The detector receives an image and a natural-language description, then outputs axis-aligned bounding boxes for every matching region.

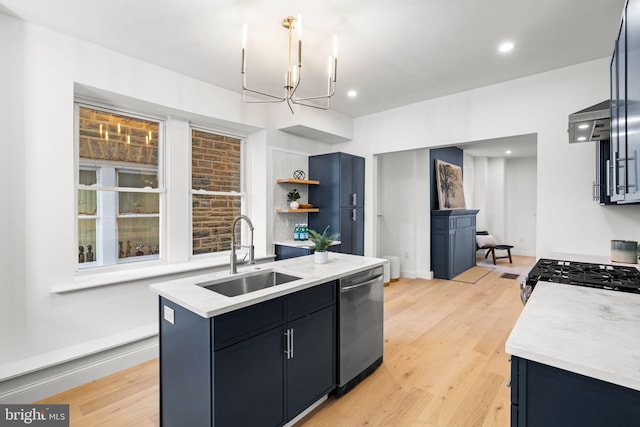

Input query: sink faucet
[230,215,255,274]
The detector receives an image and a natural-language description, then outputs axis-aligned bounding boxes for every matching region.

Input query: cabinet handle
[290,328,294,359]
[352,193,357,206]
[284,330,291,359]
[352,209,356,221]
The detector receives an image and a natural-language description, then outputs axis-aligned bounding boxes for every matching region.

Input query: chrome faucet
[230,215,255,274]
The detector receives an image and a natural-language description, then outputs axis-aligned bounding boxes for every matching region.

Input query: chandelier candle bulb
[333,57,337,82]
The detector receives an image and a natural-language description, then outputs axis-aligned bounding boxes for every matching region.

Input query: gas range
[520,258,640,304]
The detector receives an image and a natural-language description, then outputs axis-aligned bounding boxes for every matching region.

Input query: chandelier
[241,16,338,114]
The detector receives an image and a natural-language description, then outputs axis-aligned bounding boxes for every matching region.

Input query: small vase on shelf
[289,201,300,209]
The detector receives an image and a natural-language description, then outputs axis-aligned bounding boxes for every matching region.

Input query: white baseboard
[417,270,433,280]
[399,269,416,279]
[0,336,158,404]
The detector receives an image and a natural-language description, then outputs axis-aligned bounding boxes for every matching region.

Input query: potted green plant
[287,188,301,209]
[308,226,340,264]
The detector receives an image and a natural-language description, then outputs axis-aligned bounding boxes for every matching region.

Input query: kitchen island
[151,253,386,427]
[506,281,640,426]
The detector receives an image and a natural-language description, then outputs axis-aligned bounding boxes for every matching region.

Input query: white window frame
[189,125,247,259]
[74,102,166,272]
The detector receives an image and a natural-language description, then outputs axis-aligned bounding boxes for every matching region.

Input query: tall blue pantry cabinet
[309,153,365,255]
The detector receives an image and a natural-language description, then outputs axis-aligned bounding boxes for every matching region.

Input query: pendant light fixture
[241,15,338,114]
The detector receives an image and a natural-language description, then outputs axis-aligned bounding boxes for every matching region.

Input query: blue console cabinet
[431,209,479,279]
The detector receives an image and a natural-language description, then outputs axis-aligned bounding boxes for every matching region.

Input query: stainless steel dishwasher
[335,265,384,397]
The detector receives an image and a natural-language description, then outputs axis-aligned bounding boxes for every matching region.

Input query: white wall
[505,157,537,256]
[346,57,640,265]
[473,157,489,231]
[486,157,506,242]
[377,149,430,278]
[469,155,537,256]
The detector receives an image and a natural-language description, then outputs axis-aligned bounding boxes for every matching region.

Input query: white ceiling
[0,0,625,119]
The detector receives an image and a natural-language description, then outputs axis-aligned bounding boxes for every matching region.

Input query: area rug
[452,266,493,284]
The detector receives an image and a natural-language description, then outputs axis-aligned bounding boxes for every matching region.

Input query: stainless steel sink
[200,270,302,297]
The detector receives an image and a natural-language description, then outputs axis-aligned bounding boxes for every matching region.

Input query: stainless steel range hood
[568,100,610,143]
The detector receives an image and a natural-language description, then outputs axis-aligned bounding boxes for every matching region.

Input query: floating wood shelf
[276,208,320,213]
[276,178,320,185]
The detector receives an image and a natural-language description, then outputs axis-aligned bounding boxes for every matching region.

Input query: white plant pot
[289,201,299,209]
[314,251,328,264]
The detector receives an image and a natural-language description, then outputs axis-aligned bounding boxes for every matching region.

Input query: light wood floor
[37,255,534,427]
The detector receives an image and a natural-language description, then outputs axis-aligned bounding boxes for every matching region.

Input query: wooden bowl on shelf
[298,203,313,209]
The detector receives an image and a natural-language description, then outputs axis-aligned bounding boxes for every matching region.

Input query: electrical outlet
[164,305,175,324]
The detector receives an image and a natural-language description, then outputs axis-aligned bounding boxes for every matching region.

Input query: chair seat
[483,245,513,264]
[494,244,513,250]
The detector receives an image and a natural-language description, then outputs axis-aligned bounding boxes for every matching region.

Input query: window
[76,105,163,268]
[191,129,243,255]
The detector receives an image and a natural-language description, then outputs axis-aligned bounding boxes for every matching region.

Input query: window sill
[54,254,276,293]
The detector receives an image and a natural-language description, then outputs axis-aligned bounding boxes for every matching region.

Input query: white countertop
[150,253,386,318]
[506,281,640,391]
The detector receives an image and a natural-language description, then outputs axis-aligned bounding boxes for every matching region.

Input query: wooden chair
[476,231,513,264]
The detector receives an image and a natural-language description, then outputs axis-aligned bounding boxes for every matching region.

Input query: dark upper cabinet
[626,0,640,202]
[610,0,640,203]
[309,153,365,255]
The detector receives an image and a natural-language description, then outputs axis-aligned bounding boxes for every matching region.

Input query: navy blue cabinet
[274,244,313,260]
[610,0,640,203]
[159,281,336,426]
[431,209,478,279]
[510,356,640,426]
[309,153,365,255]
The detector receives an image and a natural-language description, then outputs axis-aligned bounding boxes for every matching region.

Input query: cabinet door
[339,207,364,255]
[286,307,336,420]
[612,13,628,202]
[352,155,365,207]
[626,0,640,201]
[214,327,285,427]
[339,153,365,207]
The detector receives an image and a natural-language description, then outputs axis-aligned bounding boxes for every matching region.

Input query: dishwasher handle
[341,276,382,293]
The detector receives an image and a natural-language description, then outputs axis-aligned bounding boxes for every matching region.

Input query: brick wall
[192,130,242,254]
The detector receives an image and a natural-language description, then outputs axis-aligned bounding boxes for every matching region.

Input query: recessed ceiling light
[347,90,357,98]
[505,150,512,155]
[577,136,587,141]
[498,41,514,54]
[578,124,589,129]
